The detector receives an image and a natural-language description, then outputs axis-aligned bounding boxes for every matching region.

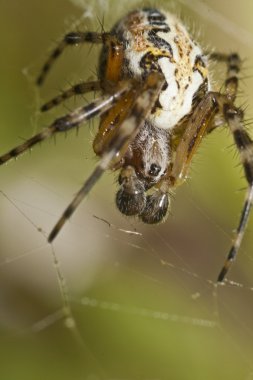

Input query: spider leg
[168,90,253,282]
[209,52,241,101]
[93,90,137,156]
[207,52,241,132]
[218,187,253,282]
[207,52,241,134]
[217,104,253,282]
[36,32,121,86]
[41,80,101,112]
[203,53,253,280]
[169,92,219,186]
[48,72,165,242]
[0,84,130,165]
[171,53,241,183]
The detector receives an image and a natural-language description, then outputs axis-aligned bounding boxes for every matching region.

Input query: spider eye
[148,163,161,177]
[140,191,169,224]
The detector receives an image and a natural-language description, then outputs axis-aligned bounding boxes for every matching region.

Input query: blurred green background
[1,1,253,379]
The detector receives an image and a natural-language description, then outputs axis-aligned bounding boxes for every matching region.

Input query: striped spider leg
[0,70,164,241]
[48,72,165,242]
[0,29,127,165]
[37,30,124,113]
[36,31,123,86]
[40,81,101,112]
[0,83,131,165]
[167,52,253,282]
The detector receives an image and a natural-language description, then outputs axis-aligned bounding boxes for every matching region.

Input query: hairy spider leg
[93,91,137,156]
[169,92,219,187]
[209,52,241,101]
[207,53,253,281]
[0,85,130,165]
[41,81,101,112]
[218,103,253,281]
[93,27,129,155]
[37,23,127,154]
[48,72,165,242]
[39,28,124,110]
[166,49,253,281]
[169,91,253,282]
[36,31,122,86]
[206,52,241,134]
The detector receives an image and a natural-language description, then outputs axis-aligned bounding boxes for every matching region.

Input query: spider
[0,8,252,283]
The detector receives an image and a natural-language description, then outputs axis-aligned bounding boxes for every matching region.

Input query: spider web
[1,1,253,379]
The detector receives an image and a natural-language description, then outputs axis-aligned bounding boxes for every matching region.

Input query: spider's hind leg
[36,31,121,86]
[41,80,101,112]
[0,85,130,165]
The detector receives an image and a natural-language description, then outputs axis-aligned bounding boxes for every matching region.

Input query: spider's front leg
[0,84,130,165]
[48,72,165,242]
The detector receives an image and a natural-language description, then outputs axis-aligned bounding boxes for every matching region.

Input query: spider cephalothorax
[1,8,252,282]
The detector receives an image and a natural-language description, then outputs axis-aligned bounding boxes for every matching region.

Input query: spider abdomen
[113,8,211,130]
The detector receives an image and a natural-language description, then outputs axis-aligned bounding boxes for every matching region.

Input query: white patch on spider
[117,9,211,131]
[156,59,204,129]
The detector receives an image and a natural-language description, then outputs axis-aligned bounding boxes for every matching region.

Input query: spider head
[125,122,169,188]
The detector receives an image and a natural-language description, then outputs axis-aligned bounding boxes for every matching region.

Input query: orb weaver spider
[1,8,252,282]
